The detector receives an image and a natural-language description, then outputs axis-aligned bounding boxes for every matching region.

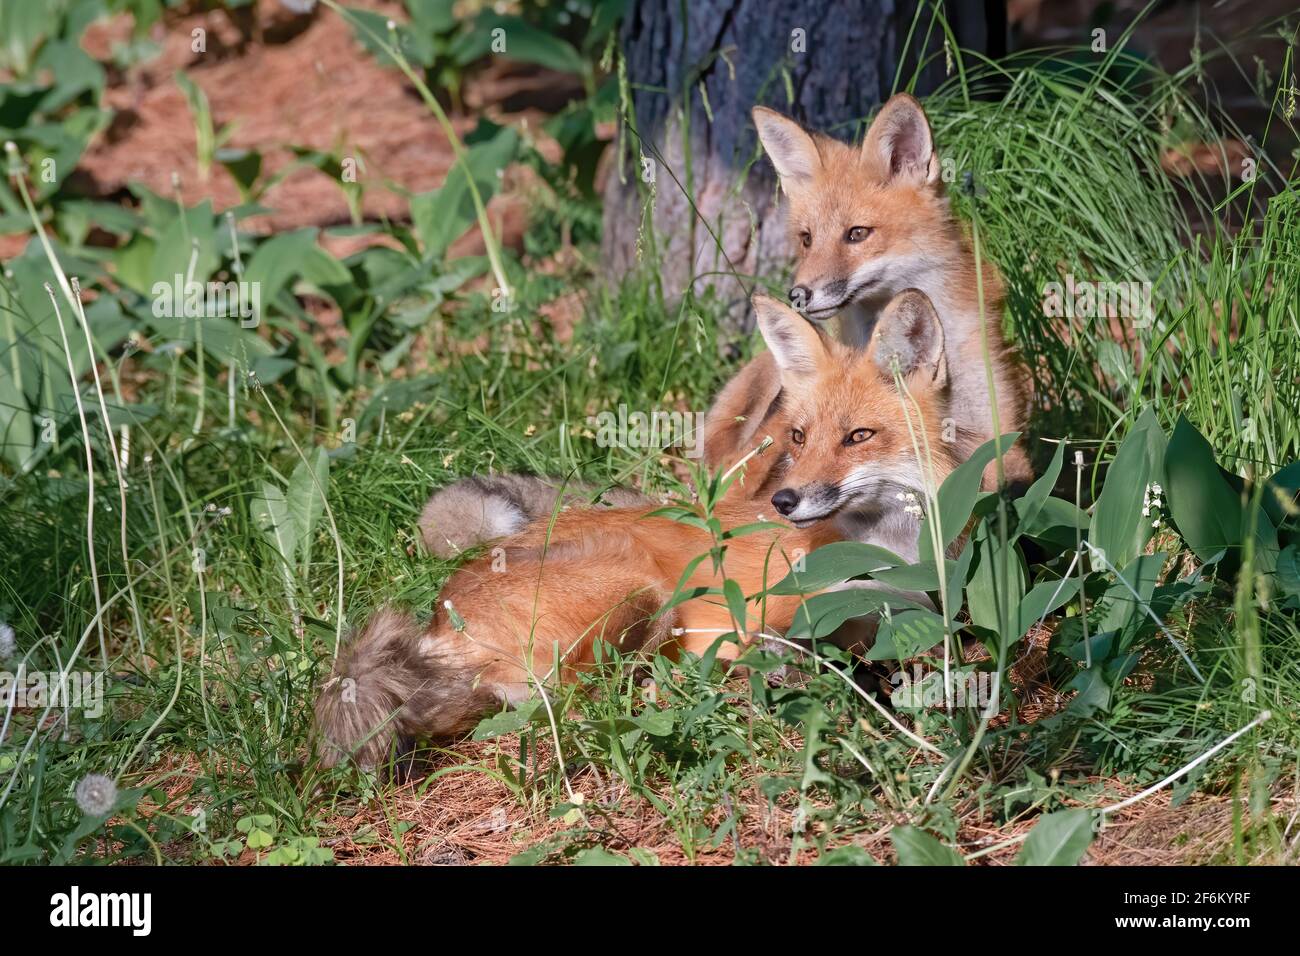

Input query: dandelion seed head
[0,622,14,659]
[75,773,117,817]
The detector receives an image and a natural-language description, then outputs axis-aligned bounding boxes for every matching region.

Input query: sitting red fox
[706,95,1031,485]
[417,95,1030,562]
[315,290,959,768]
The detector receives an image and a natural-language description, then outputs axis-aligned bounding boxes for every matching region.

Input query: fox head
[751,289,957,528]
[752,95,961,320]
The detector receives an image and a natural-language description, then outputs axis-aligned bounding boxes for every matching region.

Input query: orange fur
[709,95,1033,491]
[314,291,959,767]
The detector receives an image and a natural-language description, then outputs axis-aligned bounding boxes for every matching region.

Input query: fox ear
[867,289,947,387]
[753,293,826,381]
[861,94,940,186]
[752,107,821,188]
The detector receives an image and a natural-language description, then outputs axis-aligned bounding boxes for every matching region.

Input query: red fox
[316,290,959,768]
[707,94,1031,487]
[418,95,1031,562]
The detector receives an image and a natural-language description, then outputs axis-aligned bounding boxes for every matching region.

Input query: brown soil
[308,739,1289,867]
[62,0,587,254]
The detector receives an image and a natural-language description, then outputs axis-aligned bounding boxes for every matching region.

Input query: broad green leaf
[723,577,747,633]
[871,558,955,593]
[1015,576,1081,638]
[410,128,518,259]
[1019,496,1090,543]
[287,447,329,573]
[0,0,58,74]
[1096,552,1168,636]
[630,709,675,736]
[112,233,158,295]
[1015,809,1094,866]
[145,308,275,363]
[966,518,1026,637]
[1262,461,1300,531]
[1089,408,1162,570]
[1014,438,1065,532]
[942,539,975,631]
[786,588,927,641]
[244,229,351,305]
[472,699,543,739]
[251,481,297,569]
[149,199,218,290]
[890,826,964,866]
[1064,662,1112,717]
[216,147,263,201]
[1276,544,1300,597]
[920,432,1021,550]
[453,15,586,74]
[407,0,457,33]
[1164,415,1245,564]
[573,847,632,866]
[768,540,903,595]
[816,845,878,866]
[865,608,947,660]
[343,7,405,66]
[32,39,105,113]
[0,364,35,472]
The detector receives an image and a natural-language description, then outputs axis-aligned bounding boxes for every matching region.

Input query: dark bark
[602,0,1000,332]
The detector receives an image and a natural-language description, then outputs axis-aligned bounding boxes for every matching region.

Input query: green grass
[1,5,1299,865]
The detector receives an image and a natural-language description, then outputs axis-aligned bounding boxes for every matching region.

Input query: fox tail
[418,474,644,558]
[313,608,496,769]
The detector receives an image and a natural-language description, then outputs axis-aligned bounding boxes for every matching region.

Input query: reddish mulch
[15,0,593,257]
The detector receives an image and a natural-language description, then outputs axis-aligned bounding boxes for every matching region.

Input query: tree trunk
[602,0,1001,333]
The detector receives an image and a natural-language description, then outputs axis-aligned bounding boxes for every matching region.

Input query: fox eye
[799,231,812,248]
[844,428,874,445]
[792,428,805,445]
[845,226,873,243]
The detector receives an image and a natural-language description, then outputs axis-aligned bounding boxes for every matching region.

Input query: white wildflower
[0,621,14,659]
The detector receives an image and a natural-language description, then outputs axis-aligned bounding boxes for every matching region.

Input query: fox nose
[788,286,811,311]
[771,488,800,516]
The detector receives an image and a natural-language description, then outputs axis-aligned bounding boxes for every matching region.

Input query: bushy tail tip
[313,608,495,770]
[418,478,531,559]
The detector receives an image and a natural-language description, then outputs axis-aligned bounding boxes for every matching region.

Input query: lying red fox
[315,290,960,768]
